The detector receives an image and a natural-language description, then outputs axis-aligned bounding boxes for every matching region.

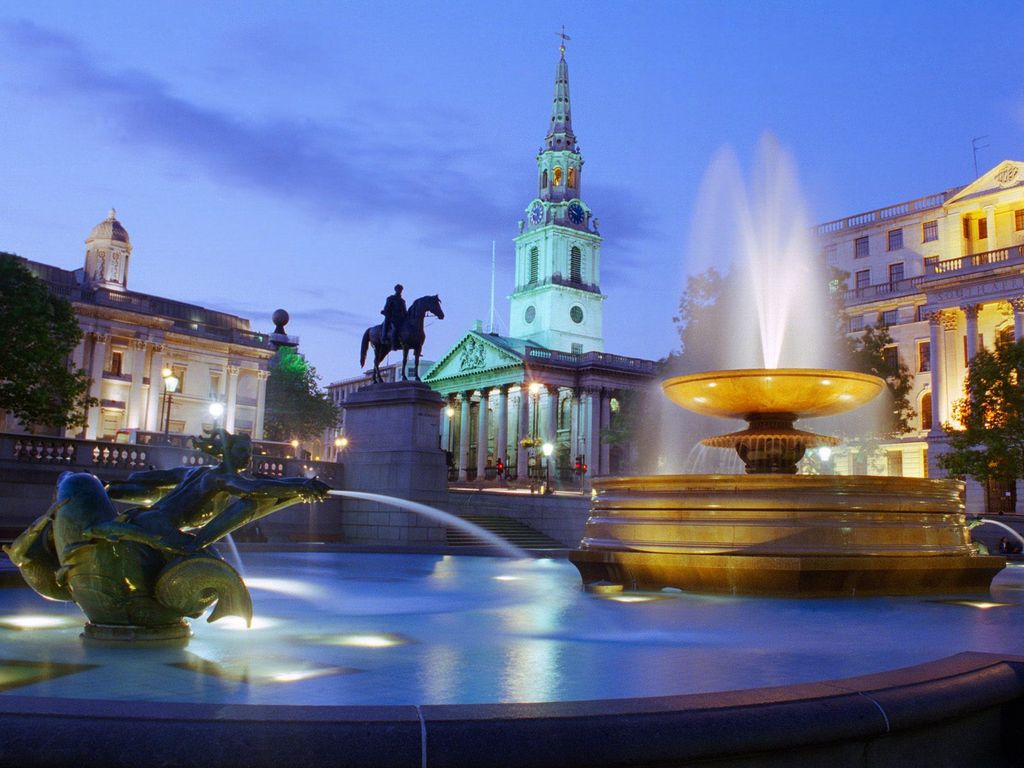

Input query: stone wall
[441,489,590,547]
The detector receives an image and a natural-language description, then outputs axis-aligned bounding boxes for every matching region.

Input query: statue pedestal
[339,382,448,545]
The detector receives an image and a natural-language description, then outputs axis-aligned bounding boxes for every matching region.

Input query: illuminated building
[821,160,1024,513]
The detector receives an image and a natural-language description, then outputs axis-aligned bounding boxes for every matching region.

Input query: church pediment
[945,160,1024,206]
[424,332,524,383]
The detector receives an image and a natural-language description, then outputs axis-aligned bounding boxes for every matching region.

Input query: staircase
[446,515,566,550]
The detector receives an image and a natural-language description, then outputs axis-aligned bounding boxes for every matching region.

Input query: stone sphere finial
[272,308,289,335]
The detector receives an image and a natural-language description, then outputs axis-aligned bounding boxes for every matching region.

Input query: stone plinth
[339,382,448,544]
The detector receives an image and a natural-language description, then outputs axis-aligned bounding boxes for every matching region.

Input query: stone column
[516,389,530,481]
[1010,297,1024,342]
[85,332,108,440]
[962,304,979,365]
[569,389,581,463]
[253,370,270,440]
[224,365,240,433]
[126,339,148,429]
[586,388,602,477]
[458,391,472,482]
[545,386,559,448]
[601,390,613,473]
[927,311,946,433]
[495,386,509,466]
[65,340,88,437]
[145,344,164,431]
[475,388,490,481]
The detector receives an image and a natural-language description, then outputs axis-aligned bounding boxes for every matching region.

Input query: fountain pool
[3,550,1024,707]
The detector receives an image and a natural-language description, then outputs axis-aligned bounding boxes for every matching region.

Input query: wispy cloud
[0,19,510,243]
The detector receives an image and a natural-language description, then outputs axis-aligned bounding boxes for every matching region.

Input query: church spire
[545,28,576,152]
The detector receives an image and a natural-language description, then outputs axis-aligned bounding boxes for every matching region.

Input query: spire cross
[557,26,570,54]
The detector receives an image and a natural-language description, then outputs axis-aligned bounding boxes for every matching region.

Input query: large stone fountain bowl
[662,368,885,419]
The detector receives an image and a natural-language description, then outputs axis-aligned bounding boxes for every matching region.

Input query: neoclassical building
[10,210,279,441]
[423,43,655,483]
[822,160,1024,513]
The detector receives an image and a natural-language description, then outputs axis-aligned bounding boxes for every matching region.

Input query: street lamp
[528,382,542,486]
[290,438,299,459]
[209,401,224,432]
[334,435,348,461]
[542,441,554,494]
[162,368,179,439]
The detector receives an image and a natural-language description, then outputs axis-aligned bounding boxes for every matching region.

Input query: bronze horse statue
[360,294,444,383]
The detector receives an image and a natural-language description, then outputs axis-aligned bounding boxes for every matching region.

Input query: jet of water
[326,490,531,560]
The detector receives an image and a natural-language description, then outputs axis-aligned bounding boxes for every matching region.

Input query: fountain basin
[570,474,1005,595]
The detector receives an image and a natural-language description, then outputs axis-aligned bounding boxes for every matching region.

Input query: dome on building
[86,208,130,245]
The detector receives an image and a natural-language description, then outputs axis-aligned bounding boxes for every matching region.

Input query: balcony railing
[816,188,961,236]
[524,346,656,374]
[840,275,927,304]
[924,245,1024,278]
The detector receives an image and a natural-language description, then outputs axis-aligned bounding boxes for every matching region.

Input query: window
[854,236,870,258]
[918,341,931,372]
[886,450,904,477]
[542,169,548,188]
[108,349,124,376]
[1016,209,1024,231]
[882,344,899,370]
[923,255,938,273]
[528,247,539,285]
[922,220,938,242]
[849,316,864,332]
[824,244,837,263]
[571,343,583,354]
[920,392,932,431]
[855,269,871,289]
[553,166,563,186]
[881,309,899,326]
[567,167,576,188]
[999,326,1015,346]
[170,365,187,393]
[962,218,971,239]
[570,246,582,283]
[887,228,903,251]
[978,217,988,240]
[210,372,222,400]
[888,262,904,284]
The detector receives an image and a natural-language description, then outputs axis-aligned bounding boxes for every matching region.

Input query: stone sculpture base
[82,621,191,644]
[570,474,1006,596]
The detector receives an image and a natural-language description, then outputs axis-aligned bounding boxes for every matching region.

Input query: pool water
[2,552,1023,706]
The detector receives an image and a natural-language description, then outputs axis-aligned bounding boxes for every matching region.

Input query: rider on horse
[381,284,407,349]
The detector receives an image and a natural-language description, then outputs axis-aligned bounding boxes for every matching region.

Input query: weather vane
[557,26,570,54]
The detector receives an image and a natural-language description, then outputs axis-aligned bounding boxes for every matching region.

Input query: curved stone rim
[0,652,1021,767]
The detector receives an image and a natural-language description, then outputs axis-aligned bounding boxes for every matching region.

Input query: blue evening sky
[1,1,1022,382]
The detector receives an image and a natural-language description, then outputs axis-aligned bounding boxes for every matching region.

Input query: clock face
[525,306,536,324]
[530,202,544,225]
[567,202,584,225]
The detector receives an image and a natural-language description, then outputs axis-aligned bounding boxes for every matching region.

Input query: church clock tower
[510,40,604,353]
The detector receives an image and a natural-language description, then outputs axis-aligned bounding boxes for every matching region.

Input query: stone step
[446,515,565,549]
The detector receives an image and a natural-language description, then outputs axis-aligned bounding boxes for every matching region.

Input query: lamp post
[528,382,542,488]
[542,441,554,494]
[334,435,348,462]
[290,438,299,460]
[208,401,224,433]
[162,368,179,440]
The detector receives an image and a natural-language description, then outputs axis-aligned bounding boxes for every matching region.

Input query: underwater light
[211,616,276,631]
[0,615,80,631]
[331,633,408,648]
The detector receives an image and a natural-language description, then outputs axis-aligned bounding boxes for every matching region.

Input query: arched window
[553,166,563,186]
[920,392,932,431]
[528,247,539,285]
[570,246,583,283]
[568,167,576,188]
[559,396,571,430]
[542,169,548,188]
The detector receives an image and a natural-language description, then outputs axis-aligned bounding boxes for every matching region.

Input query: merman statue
[2,430,330,642]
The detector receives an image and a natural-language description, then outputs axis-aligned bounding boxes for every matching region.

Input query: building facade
[423,43,655,484]
[821,160,1024,513]
[10,210,280,442]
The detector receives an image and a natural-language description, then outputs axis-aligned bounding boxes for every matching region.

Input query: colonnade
[925,297,1024,433]
[440,382,617,483]
[77,331,268,440]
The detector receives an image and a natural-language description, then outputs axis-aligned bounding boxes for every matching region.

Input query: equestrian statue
[360,292,444,383]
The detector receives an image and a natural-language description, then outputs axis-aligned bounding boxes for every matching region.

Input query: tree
[0,253,95,430]
[938,340,1024,483]
[262,346,339,442]
[849,323,916,436]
